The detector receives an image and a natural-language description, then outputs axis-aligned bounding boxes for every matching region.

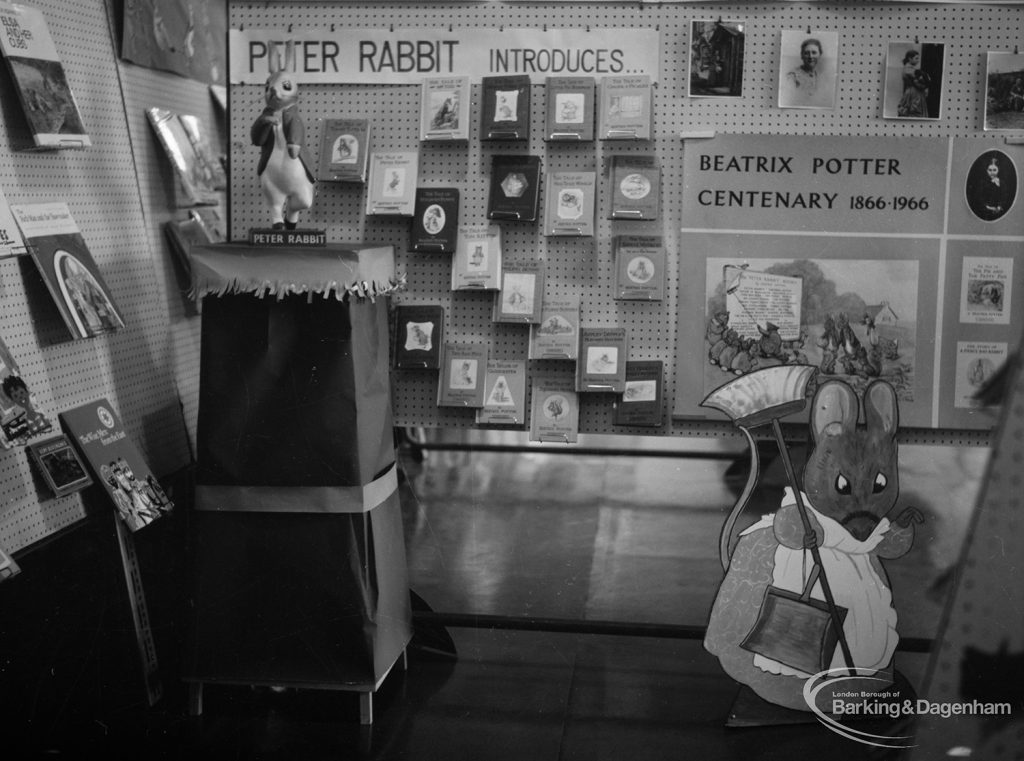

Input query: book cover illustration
[420,76,469,141]
[598,75,653,140]
[0,2,90,149]
[530,294,580,360]
[610,155,660,220]
[0,334,53,448]
[493,259,545,324]
[530,375,579,443]
[452,225,502,291]
[164,208,222,277]
[481,74,531,140]
[395,304,444,369]
[488,155,541,222]
[318,117,371,182]
[366,151,419,215]
[411,187,459,253]
[613,360,664,427]
[27,433,92,497]
[475,359,527,425]
[545,76,595,141]
[146,107,219,206]
[178,113,227,189]
[0,182,26,258]
[59,399,174,533]
[577,327,628,392]
[437,343,488,408]
[544,171,596,237]
[614,236,666,301]
[12,202,126,340]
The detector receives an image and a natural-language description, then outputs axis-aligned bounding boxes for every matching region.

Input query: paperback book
[609,155,660,220]
[394,304,444,369]
[146,107,219,206]
[475,359,527,425]
[164,209,220,276]
[59,398,174,533]
[452,225,502,291]
[577,327,628,393]
[411,187,459,253]
[487,155,541,222]
[27,433,93,497]
[318,117,371,182]
[481,74,531,141]
[530,294,580,360]
[597,75,653,140]
[0,334,53,448]
[437,343,488,408]
[614,236,665,301]
[0,1,90,149]
[613,360,664,427]
[11,202,126,340]
[529,375,579,443]
[420,76,470,141]
[178,113,227,190]
[493,259,545,324]
[545,76,595,141]
[544,171,596,237]
[0,182,26,258]
[366,151,419,215]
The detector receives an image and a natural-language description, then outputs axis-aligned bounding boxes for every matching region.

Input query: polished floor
[20,430,990,760]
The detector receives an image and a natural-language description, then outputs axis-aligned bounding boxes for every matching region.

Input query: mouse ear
[810,379,859,442]
[863,380,899,440]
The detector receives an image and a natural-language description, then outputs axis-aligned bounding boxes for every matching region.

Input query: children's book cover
[530,294,580,360]
[394,304,444,369]
[411,187,459,253]
[545,76,595,141]
[475,359,527,425]
[59,399,174,532]
[0,334,53,448]
[613,360,664,427]
[530,375,579,443]
[598,75,652,140]
[487,155,541,222]
[437,343,487,408]
[12,202,126,340]
[366,151,419,215]
[577,327,628,392]
[481,74,531,140]
[610,155,660,219]
[318,117,371,182]
[420,76,469,141]
[493,259,545,324]
[146,107,219,206]
[544,171,596,237]
[614,235,665,301]
[452,225,502,291]
[0,1,90,149]
[0,182,26,258]
[27,433,93,497]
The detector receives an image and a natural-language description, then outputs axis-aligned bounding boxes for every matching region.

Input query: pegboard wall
[228,1,1022,448]
[0,0,218,553]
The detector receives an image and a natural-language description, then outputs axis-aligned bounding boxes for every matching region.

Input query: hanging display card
[488,155,542,222]
[318,117,371,182]
[0,1,90,149]
[11,202,126,340]
[577,327,628,393]
[411,188,459,253]
[545,76,595,141]
[394,304,444,369]
[530,294,580,360]
[475,359,527,425]
[366,151,419,215]
[597,75,652,140]
[27,433,92,497]
[493,259,545,324]
[452,225,502,291]
[60,399,174,533]
[610,155,660,220]
[530,376,579,443]
[544,171,596,237]
[420,76,469,141]
[614,236,665,301]
[437,343,488,408]
[481,74,531,141]
[613,360,664,428]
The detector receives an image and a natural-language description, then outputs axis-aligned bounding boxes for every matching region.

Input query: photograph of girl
[883,41,945,120]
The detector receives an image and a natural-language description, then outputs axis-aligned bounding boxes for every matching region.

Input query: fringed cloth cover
[189,242,404,302]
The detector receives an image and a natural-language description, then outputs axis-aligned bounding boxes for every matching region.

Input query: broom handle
[770,418,858,677]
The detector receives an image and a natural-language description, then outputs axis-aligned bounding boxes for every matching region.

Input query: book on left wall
[146,107,220,206]
[0,1,90,149]
[0,333,53,449]
[0,182,26,258]
[27,433,93,497]
[11,201,126,340]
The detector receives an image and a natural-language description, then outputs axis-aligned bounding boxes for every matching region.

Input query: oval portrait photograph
[965,149,1017,222]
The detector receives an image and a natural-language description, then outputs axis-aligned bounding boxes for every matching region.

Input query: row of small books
[359,152,660,231]
[437,350,665,435]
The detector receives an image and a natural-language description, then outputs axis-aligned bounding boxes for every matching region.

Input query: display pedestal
[183,243,409,724]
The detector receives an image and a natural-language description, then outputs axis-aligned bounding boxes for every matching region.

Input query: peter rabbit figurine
[251,40,315,229]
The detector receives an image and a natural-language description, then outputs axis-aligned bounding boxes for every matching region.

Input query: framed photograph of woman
[984,51,1024,131]
[777,30,838,109]
[883,41,945,121]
